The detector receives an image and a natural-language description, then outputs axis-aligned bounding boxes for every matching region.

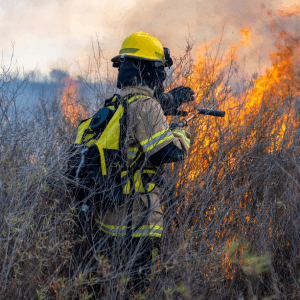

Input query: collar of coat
[118,85,154,99]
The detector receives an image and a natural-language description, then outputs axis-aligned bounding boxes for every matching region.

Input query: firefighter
[93,31,195,294]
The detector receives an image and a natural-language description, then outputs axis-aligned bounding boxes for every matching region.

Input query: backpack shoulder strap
[103,94,118,111]
[127,93,149,104]
[105,93,149,109]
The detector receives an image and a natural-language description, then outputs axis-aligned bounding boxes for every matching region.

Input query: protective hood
[117,59,166,98]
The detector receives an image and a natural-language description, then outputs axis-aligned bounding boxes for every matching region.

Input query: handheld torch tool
[169,108,225,130]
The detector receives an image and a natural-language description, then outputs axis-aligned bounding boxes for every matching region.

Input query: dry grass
[1,23,300,299]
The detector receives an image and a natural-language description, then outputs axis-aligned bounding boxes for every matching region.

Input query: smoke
[70,0,300,78]
[119,0,279,44]
[1,0,299,77]
[0,0,138,75]
[110,0,288,76]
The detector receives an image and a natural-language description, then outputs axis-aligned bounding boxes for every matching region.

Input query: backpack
[66,93,147,211]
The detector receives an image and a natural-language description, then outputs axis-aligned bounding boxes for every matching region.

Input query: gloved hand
[167,86,195,108]
[159,86,195,116]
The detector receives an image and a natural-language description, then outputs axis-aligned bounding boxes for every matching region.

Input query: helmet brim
[111,54,164,63]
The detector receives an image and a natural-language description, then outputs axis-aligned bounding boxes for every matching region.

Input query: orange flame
[239,26,251,47]
[175,6,300,279]
[61,76,87,125]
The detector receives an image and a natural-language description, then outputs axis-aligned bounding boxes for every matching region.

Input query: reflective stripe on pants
[95,219,163,238]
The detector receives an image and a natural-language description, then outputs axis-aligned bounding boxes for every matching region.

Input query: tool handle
[197,108,225,117]
[169,108,225,130]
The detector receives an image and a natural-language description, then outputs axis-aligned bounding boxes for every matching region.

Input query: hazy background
[1,0,299,80]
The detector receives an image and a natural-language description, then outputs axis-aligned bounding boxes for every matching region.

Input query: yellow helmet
[111,31,165,63]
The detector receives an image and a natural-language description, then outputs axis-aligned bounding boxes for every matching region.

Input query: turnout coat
[95,85,190,238]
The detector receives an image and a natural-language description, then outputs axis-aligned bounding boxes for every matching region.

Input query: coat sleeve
[133,97,190,165]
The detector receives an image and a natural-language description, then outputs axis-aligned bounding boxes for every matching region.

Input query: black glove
[159,86,195,116]
[168,86,195,108]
